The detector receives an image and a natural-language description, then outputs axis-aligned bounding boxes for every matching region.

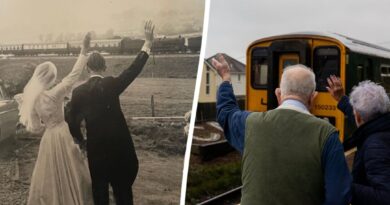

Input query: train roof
[0,42,67,46]
[252,31,390,59]
[68,38,122,44]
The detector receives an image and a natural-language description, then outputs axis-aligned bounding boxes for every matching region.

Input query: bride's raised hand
[81,32,91,55]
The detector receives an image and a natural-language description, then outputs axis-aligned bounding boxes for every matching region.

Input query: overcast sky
[0,0,204,43]
[205,0,390,62]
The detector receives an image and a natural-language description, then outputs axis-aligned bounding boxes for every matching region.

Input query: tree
[45,33,53,43]
[39,34,44,43]
[55,33,64,43]
[105,29,114,39]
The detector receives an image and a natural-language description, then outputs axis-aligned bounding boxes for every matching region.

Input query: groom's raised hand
[143,20,155,51]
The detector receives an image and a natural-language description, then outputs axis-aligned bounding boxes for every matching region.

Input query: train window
[381,66,388,78]
[357,65,364,82]
[313,47,340,91]
[251,48,268,88]
[380,65,390,92]
[283,59,298,69]
[365,59,374,80]
[256,63,268,85]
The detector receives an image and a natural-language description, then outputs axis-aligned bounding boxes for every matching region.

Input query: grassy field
[122,78,195,117]
[0,54,199,96]
[0,55,197,204]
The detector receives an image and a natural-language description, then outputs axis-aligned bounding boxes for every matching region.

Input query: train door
[267,40,311,110]
[247,40,310,111]
[310,45,347,140]
[278,53,299,82]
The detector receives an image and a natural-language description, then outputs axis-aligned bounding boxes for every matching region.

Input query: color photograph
[184,0,390,204]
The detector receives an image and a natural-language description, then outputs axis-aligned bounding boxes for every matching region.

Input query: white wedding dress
[25,54,93,205]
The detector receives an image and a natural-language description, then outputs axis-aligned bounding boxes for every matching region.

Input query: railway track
[197,186,242,205]
[192,122,235,161]
[191,140,235,161]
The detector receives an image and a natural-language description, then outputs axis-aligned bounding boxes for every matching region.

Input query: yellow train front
[246,32,390,142]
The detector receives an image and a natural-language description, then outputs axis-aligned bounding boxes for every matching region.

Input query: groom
[68,21,154,205]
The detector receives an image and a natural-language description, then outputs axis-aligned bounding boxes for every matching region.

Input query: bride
[16,33,93,205]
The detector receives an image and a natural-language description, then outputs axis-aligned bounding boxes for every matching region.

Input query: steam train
[0,36,202,56]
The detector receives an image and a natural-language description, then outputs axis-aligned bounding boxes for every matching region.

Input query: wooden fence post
[151,95,155,117]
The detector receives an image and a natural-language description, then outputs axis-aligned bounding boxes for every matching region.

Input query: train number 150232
[314,104,337,111]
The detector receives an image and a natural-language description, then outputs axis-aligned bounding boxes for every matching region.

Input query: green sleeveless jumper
[241,108,336,205]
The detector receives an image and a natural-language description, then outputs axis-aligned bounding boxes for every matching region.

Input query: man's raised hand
[212,54,231,82]
[144,20,154,49]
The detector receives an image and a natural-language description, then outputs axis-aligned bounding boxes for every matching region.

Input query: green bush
[186,161,241,204]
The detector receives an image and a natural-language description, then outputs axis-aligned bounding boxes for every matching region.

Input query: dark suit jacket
[67,51,149,174]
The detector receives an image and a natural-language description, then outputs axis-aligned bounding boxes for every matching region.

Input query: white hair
[280,64,316,101]
[349,81,390,122]
[19,62,57,133]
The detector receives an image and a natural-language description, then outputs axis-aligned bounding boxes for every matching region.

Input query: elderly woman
[327,76,390,205]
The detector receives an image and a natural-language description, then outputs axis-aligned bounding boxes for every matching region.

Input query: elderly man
[327,76,390,205]
[212,54,351,205]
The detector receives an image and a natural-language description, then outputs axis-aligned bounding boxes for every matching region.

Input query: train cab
[246,32,390,142]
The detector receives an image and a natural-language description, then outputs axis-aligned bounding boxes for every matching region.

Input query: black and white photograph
[0,0,204,204]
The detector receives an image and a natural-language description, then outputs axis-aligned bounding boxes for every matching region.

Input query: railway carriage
[246,32,390,141]
[0,44,24,56]
[23,43,68,56]
[68,39,122,55]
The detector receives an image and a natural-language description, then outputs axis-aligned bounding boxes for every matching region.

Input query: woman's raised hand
[81,32,91,55]
[326,75,344,102]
